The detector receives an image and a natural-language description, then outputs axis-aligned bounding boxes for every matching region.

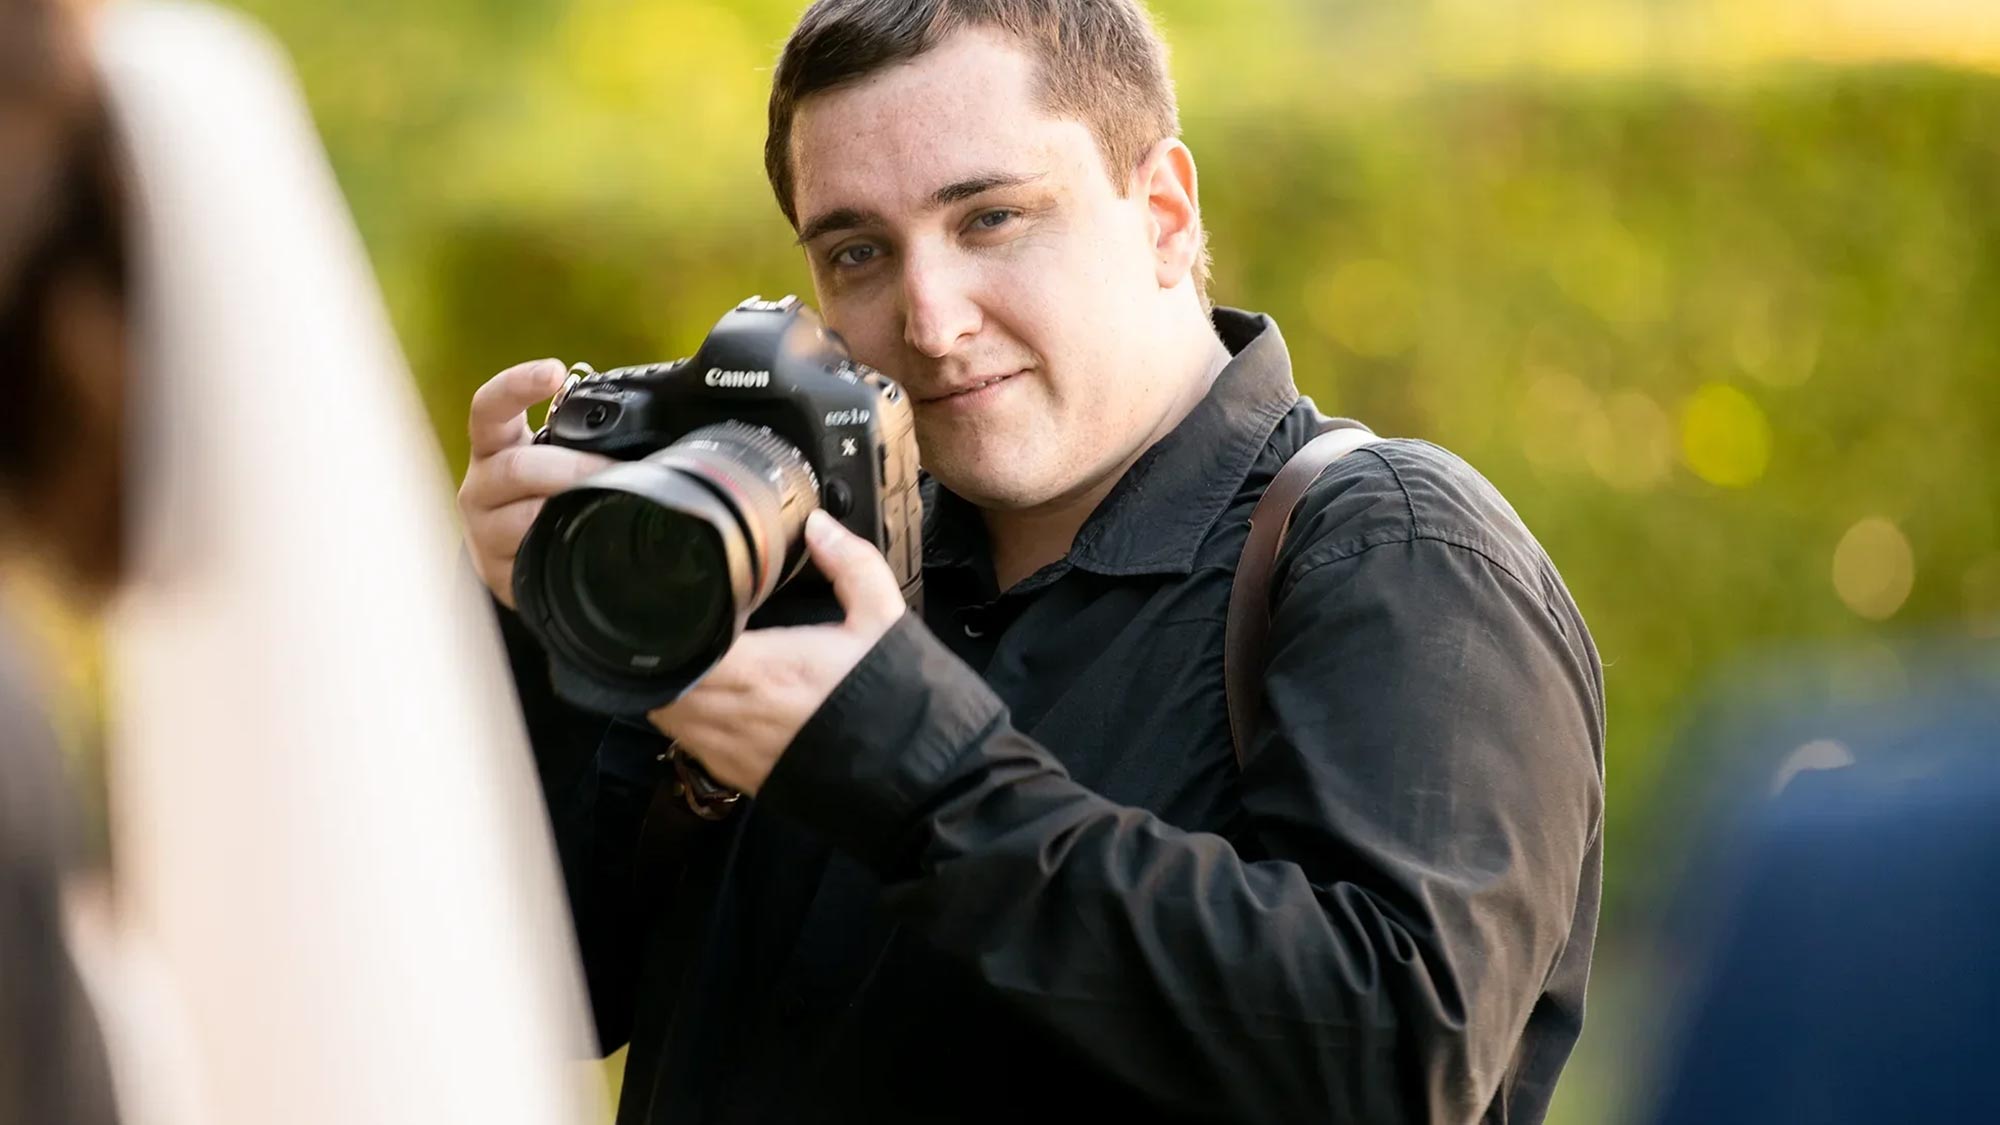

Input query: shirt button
[963,621,985,638]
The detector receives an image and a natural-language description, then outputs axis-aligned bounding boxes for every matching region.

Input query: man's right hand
[457,358,615,609]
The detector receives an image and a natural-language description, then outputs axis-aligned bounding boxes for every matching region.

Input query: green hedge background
[219,1,2000,1117]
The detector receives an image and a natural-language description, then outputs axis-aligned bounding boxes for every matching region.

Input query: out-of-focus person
[1643,654,2000,1124]
[5,0,606,1122]
[0,0,128,1121]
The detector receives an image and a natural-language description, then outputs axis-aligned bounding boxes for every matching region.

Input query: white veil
[87,3,605,1123]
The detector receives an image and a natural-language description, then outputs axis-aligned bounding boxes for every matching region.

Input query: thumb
[805,509,907,634]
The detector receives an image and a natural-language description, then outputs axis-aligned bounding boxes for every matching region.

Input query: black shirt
[506,308,1605,1124]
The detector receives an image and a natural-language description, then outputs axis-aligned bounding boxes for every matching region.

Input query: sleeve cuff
[757,613,1006,875]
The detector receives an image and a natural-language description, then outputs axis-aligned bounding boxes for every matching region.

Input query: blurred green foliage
[217,0,2000,1118]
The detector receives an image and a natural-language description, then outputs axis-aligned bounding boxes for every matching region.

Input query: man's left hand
[648,509,908,796]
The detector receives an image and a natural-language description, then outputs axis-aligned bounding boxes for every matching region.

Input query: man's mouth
[918,370,1023,404]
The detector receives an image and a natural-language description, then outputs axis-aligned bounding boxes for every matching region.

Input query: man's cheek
[840,326,904,378]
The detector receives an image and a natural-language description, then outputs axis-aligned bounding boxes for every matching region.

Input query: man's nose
[899,248,981,359]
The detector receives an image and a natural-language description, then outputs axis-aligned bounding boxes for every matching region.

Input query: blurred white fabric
[85,3,605,1123]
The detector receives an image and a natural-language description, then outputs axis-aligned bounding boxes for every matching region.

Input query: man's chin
[922,460,1051,512]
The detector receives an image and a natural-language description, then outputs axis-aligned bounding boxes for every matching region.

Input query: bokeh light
[1832,516,1916,620]
[1679,383,1773,488]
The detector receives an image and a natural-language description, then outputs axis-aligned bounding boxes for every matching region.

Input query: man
[458,1,1605,1121]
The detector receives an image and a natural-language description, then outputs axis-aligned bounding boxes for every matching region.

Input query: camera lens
[514,422,820,713]
[561,497,729,671]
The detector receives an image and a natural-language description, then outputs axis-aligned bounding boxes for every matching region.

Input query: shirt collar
[922,307,1301,580]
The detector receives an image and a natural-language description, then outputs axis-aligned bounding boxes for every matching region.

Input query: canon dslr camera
[512,295,922,715]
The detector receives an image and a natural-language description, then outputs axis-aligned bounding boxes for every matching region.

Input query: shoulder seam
[1285,440,1542,594]
[1285,527,1561,630]
[1369,444,1419,533]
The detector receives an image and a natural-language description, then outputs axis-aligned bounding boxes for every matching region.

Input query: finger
[463,444,616,508]
[804,510,906,634]
[468,358,566,459]
[472,496,546,555]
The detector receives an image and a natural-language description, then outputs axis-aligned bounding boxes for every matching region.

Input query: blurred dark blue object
[1647,658,2000,1124]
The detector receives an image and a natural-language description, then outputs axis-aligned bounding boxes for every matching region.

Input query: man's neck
[982,469,1127,592]
[981,314,1233,592]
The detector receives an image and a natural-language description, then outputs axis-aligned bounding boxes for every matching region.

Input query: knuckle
[492,444,529,484]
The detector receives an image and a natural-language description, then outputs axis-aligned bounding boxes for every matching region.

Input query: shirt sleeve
[756,534,1603,1122]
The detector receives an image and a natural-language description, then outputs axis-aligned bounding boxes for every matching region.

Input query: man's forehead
[791,112,1105,234]
[793,24,1039,141]
[787,27,1097,218]
[794,128,1059,208]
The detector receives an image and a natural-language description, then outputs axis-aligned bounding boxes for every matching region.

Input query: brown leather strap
[1225,419,1381,767]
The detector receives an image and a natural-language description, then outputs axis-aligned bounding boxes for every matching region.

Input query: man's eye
[831,244,878,268]
[972,209,1017,231]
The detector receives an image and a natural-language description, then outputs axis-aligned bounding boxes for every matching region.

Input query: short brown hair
[765,0,1209,294]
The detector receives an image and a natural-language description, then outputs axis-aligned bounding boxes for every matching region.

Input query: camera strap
[1224,415,1381,768]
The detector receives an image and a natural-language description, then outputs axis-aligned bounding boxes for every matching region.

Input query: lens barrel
[514,422,819,713]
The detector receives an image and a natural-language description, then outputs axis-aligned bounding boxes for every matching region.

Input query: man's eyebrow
[795,207,881,247]
[794,171,1047,247]
[927,170,1045,208]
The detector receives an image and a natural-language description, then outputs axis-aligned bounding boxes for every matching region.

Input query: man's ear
[1132,137,1202,292]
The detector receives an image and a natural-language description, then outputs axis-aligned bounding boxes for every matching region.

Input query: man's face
[789,28,1181,512]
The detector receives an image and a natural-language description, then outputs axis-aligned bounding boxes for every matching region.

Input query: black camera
[512,295,923,716]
